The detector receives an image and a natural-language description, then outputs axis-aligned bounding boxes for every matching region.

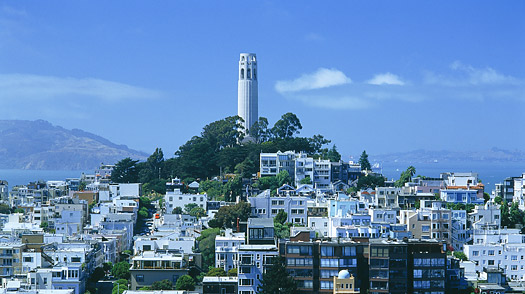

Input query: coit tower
[238,53,258,133]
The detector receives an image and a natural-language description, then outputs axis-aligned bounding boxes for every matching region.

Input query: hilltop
[0,120,148,170]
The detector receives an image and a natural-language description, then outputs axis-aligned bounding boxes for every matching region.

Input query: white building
[238,53,258,132]
[215,229,245,271]
[249,190,307,225]
[465,228,525,281]
[165,189,207,212]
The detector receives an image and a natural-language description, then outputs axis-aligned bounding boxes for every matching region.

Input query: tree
[138,207,149,218]
[227,268,237,276]
[276,170,292,187]
[299,176,312,185]
[172,206,183,214]
[189,206,206,218]
[112,279,128,294]
[206,267,227,277]
[395,166,416,187]
[175,275,196,291]
[483,192,490,203]
[271,112,302,138]
[308,134,331,153]
[274,210,288,225]
[112,158,140,183]
[111,261,130,280]
[453,251,468,261]
[89,266,106,283]
[494,196,503,204]
[249,117,270,143]
[222,176,243,202]
[151,279,173,290]
[274,222,292,239]
[257,256,297,294]
[501,201,511,227]
[197,228,221,271]
[359,150,371,171]
[78,181,87,191]
[209,202,251,229]
[356,175,385,190]
[0,204,9,214]
[147,148,165,180]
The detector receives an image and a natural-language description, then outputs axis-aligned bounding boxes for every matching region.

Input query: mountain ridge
[0,119,148,170]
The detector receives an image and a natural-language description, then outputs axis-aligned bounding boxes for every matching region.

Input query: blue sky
[0,1,524,160]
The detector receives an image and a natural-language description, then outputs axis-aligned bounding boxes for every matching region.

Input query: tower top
[239,53,257,62]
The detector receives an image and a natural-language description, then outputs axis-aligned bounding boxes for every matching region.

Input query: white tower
[238,53,258,133]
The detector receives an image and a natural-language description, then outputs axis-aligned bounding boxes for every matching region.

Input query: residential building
[130,251,189,290]
[215,229,245,271]
[249,190,307,225]
[237,244,278,294]
[165,188,207,212]
[203,276,238,294]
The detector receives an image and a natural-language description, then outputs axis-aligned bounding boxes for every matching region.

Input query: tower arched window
[241,68,244,79]
[254,69,257,80]
[242,56,245,61]
[247,68,251,79]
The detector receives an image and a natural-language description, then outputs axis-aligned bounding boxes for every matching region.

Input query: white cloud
[276,62,525,110]
[450,61,518,85]
[367,72,405,85]
[275,68,351,93]
[0,74,162,101]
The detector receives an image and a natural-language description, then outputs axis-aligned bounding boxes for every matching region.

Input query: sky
[0,1,524,160]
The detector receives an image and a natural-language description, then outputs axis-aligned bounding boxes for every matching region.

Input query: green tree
[206,267,227,277]
[308,134,331,153]
[175,275,196,291]
[78,181,87,191]
[274,222,292,239]
[138,207,149,218]
[494,196,503,204]
[501,201,511,227]
[189,207,206,218]
[276,170,292,187]
[208,202,251,229]
[257,256,297,294]
[223,176,243,202]
[0,204,9,214]
[112,279,128,294]
[112,158,140,183]
[271,112,302,138]
[151,279,173,290]
[172,206,183,214]
[111,261,130,280]
[197,228,221,271]
[395,166,416,187]
[453,251,468,261]
[199,180,224,199]
[274,210,288,225]
[227,268,237,276]
[249,117,270,143]
[89,266,106,283]
[299,176,312,185]
[359,150,371,171]
[147,147,165,180]
[356,175,385,190]
[483,192,490,203]
[235,158,256,178]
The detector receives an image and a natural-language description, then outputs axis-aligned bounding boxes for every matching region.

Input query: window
[321,246,334,256]
[240,279,253,286]
[71,257,81,263]
[488,260,495,265]
[23,257,33,262]
[488,250,495,256]
[473,251,479,256]
[136,275,144,282]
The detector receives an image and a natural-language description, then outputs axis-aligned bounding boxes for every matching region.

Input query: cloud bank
[275,68,351,93]
[0,74,162,101]
[275,63,525,110]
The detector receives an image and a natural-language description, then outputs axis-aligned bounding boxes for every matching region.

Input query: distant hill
[372,148,525,164]
[0,120,148,170]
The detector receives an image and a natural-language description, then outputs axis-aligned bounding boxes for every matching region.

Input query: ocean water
[0,169,87,188]
[0,160,523,193]
[378,160,525,193]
